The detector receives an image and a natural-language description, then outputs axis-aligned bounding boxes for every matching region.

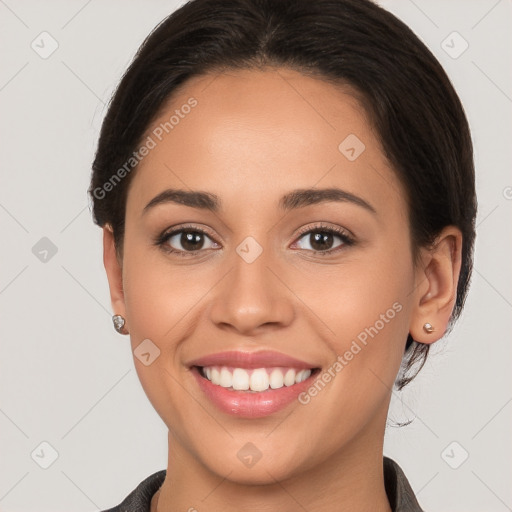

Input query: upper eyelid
[161,223,217,238]
[294,222,353,239]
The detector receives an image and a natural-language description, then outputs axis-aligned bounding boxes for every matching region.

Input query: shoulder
[100,470,166,512]
[384,456,425,512]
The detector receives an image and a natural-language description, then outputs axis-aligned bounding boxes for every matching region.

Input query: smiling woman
[89,0,477,511]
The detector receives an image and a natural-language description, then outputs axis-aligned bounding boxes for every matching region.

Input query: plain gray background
[0,0,511,510]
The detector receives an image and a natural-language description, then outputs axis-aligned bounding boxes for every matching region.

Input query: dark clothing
[383,457,425,511]
[102,456,424,511]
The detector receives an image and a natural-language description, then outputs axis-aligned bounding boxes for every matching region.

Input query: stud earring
[423,322,434,334]
[112,314,128,335]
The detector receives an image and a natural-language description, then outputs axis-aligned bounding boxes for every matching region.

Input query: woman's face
[109,68,428,482]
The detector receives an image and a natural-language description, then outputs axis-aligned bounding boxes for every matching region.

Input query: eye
[155,222,354,257]
[292,223,354,255]
[156,225,219,256]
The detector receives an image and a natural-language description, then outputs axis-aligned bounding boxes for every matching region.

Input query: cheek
[122,240,206,339]
[289,253,414,451]
[305,247,412,331]
[302,244,414,386]
[120,243,197,429]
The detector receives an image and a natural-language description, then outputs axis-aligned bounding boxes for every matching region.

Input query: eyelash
[155,222,355,258]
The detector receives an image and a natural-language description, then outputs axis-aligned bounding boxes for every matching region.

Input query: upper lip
[187,350,319,369]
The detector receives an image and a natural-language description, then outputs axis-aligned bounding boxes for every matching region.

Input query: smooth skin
[103,68,462,512]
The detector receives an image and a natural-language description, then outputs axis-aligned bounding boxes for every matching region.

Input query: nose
[208,245,294,336]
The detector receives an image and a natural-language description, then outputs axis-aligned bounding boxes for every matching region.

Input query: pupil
[311,232,333,251]
[182,231,203,251]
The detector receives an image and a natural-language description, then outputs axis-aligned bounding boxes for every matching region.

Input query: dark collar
[101,456,424,511]
[383,456,425,511]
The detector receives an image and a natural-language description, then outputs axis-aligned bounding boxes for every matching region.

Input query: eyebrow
[142,187,376,215]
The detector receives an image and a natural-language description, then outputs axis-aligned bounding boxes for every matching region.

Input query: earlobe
[409,226,463,344]
[103,226,128,332]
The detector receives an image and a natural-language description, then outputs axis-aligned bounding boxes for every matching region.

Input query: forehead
[129,67,404,216]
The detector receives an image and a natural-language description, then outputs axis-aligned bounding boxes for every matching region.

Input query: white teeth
[284,369,296,386]
[269,368,284,389]
[210,367,221,385]
[219,367,232,388]
[232,368,249,390]
[200,366,313,392]
[250,368,270,392]
[296,369,311,383]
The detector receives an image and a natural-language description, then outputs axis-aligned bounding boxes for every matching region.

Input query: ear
[103,225,128,333]
[409,226,463,344]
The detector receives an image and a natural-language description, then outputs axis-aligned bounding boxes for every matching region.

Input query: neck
[153,420,392,512]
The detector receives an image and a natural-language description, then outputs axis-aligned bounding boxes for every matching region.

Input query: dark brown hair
[89,0,477,388]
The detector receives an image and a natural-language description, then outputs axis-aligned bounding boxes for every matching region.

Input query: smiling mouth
[194,365,321,393]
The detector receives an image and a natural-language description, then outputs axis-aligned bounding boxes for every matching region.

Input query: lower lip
[191,366,317,418]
